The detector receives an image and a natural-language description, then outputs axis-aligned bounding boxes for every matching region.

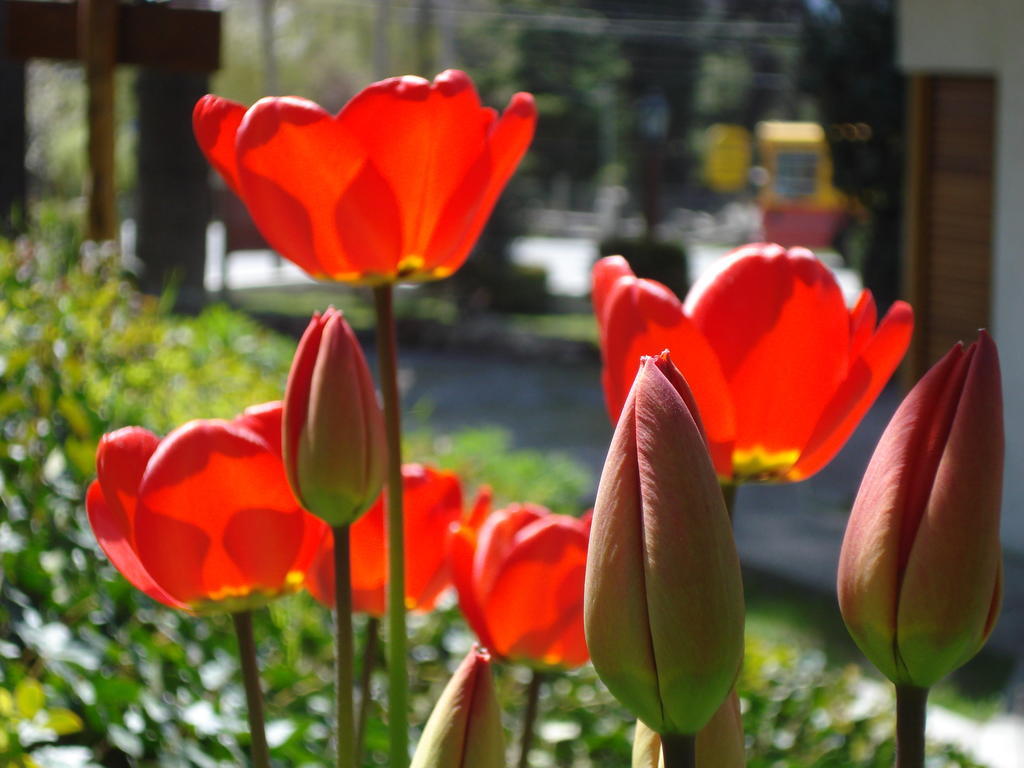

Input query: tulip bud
[585,351,745,736]
[410,646,505,768]
[632,691,746,768]
[283,308,386,526]
[838,331,1003,688]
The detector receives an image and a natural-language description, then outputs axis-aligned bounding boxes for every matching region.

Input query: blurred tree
[799,0,904,308]
[585,0,707,206]
[135,69,212,312]
[0,1,26,236]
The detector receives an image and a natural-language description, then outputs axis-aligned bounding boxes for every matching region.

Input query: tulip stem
[334,525,356,768]
[231,610,271,768]
[355,616,381,765]
[373,283,409,768]
[719,481,737,524]
[660,733,696,768]
[517,670,545,768]
[895,685,928,768]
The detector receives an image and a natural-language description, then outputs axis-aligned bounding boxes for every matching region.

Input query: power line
[288,0,801,43]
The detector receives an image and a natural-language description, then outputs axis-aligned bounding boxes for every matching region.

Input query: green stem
[895,685,928,768]
[517,670,544,768]
[660,733,696,768]
[355,616,381,766]
[373,284,408,768]
[720,481,737,524]
[231,611,271,768]
[334,525,355,768]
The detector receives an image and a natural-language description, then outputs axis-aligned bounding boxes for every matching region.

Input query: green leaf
[44,708,83,735]
[14,680,44,719]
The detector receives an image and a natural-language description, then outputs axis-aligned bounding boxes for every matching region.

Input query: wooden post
[78,0,118,242]
[0,0,27,235]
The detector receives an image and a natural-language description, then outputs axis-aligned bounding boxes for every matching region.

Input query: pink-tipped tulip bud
[410,645,505,768]
[283,308,386,526]
[632,691,746,768]
[838,330,1003,688]
[585,351,745,736]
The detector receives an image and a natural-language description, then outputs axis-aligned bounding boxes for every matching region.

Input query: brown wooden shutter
[904,75,996,381]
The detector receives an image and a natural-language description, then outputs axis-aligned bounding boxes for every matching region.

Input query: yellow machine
[754,121,850,248]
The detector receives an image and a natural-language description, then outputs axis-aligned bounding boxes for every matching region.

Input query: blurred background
[2,0,1023,765]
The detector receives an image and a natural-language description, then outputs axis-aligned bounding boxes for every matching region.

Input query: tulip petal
[192,94,245,196]
[484,516,589,668]
[632,691,745,768]
[86,482,188,610]
[450,522,497,651]
[426,91,537,277]
[635,362,744,734]
[95,426,160,529]
[600,275,735,476]
[134,420,306,606]
[586,382,666,730]
[897,332,1003,686]
[338,72,495,263]
[849,290,878,362]
[404,466,463,611]
[788,300,913,481]
[235,97,369,278]
[410,647,505,768]
[236,401,284,457]
[592,255,634,341]
[838,341,969,683]
[310,465,462,616]
[685,245,849,479]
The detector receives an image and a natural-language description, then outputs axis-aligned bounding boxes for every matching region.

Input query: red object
[838,331,1003,687]
[192,70,536,284]
[592,243,914,482]
[86,403,328,614]
[307,464,463,616]
[282,308,386,526]
[450,493,591,669]
[761,207,849,249]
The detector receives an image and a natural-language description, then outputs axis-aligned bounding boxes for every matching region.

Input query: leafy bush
[598,237,690,298]
[0,234,989,766]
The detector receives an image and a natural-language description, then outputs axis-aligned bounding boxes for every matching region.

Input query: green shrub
[0,233,990,766]
[598,237,690,298]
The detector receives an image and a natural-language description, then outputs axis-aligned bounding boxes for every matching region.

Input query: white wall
[899,0,997,73]
[900,0,1024,554]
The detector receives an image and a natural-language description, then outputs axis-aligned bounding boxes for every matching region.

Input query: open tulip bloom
[592,243,913,482]
[193,70,537,285]
[449,496,591,670]
[87,402,326,615]
[307,463,464,614]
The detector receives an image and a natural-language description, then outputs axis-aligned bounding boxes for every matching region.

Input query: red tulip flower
[306,464,463,615]
[592,244,914,481]
[450,494,591,669]
[193,70,536,284]
[838,331,1003,687]
[282,307,386,527]
[86,403,328,614]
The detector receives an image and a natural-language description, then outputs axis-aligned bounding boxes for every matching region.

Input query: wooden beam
[79,0,117,241]
[6,0,221,71]
[902,74,931,387]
